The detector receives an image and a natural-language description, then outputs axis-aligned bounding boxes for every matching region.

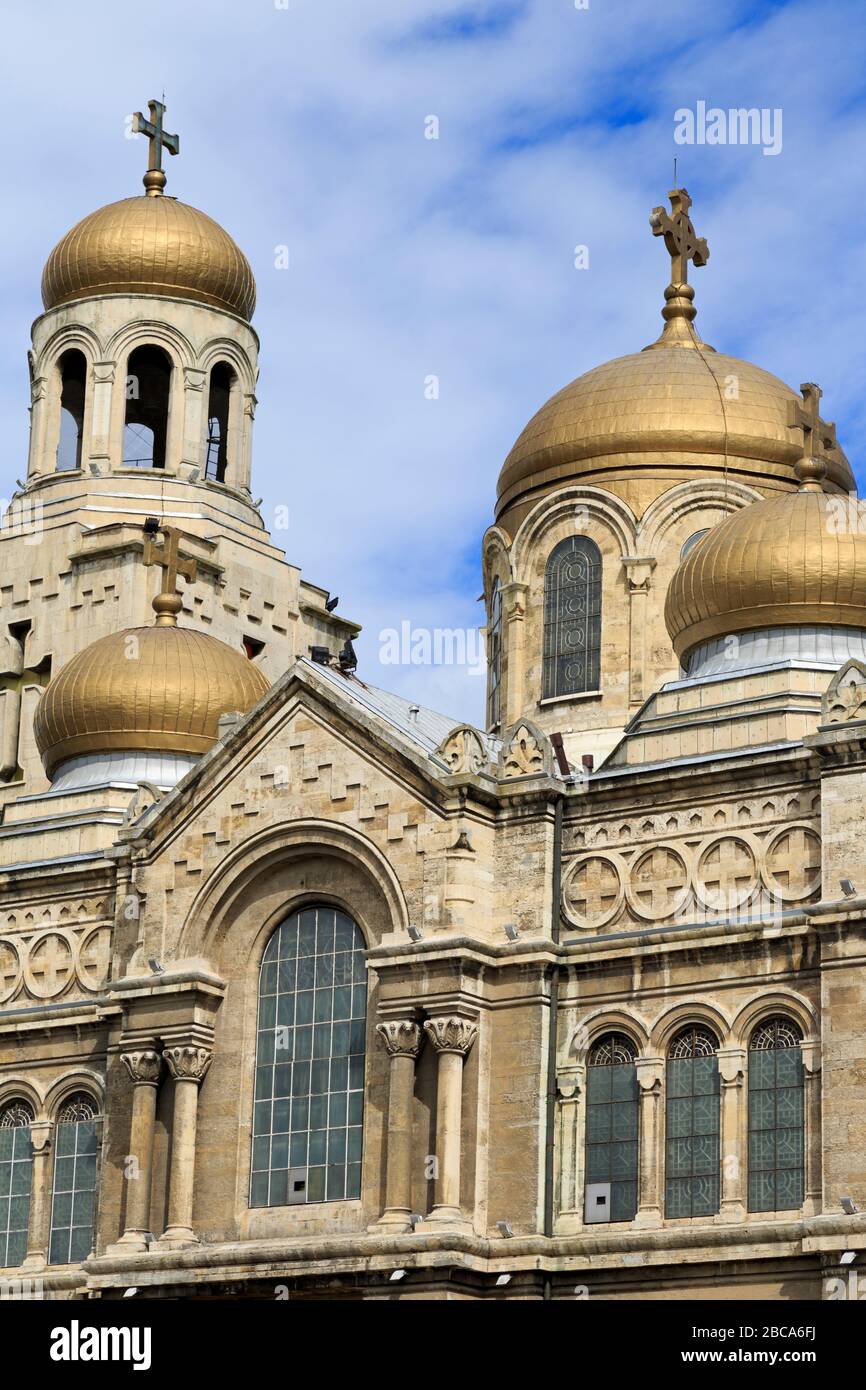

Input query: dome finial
[131,98,180,197]
[142,518,197,625]
[789,383,836,492]
[647,188,710,349]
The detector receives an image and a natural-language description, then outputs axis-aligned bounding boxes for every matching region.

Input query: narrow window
[0,1101,34,1268]
[584,1033,639,1223]
[486,577,503,730]
[49,1094,99,1265]
[748,1017,805,1213]
[204,362,235,482]
[665,1026,720,1218]
[56,349,87,472]
[680,529,709,561]
[542,536,602,699]
[251,905,367,1208]
[123,345,172,469]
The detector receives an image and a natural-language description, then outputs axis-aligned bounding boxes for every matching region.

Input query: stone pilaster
[159,1045,212,1248]
[418,1015,477,1228]
[634,1056,664,1227]
[21,1120,52,1271]
[718,1046,746,1221]
[622,556,656,706]
[372,1019,423,1231]
[106,1048,162,1255]
[802,1040,822,1215]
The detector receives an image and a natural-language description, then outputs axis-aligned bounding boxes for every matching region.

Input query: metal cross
[143,523,197,600]
[132,99,180,175]
[649,189,709,286]
[788,383,836,460]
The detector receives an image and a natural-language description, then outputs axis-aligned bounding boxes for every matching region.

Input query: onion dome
[665,464,866,663]
[496,190,853,533]
[34,582,269,778]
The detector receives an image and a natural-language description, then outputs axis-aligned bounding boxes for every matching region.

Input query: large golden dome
[496,344,854,532]
[35,623,270,776]
[665,487,866,661]
[42,194,256,320]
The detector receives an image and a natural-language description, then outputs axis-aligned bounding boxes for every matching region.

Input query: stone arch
[0,1077,43,1120]
[649,998,733,1055]
[481,525,515,597]
[567,1007,650,1066]
[730,990,818,1050]
[44,1071,105,1122]
[511,484,638,580]
[637,479,762,554]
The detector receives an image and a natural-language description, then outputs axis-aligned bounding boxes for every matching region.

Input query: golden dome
[35,623,270,776]
[42,194,256,320]
[496,344,854,530]
[665,487,866,661]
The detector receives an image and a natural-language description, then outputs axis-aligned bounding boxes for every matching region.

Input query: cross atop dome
[647,188,711,349]
[142,519,197,625]
[132,98,180,196]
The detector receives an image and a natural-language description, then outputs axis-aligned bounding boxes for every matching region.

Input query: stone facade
[1,169,865,1303]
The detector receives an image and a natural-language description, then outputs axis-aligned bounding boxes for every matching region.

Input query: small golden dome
[665,488,866,661]
[42,194,256,320]
[35,623,269,776]
[497,347,854,529]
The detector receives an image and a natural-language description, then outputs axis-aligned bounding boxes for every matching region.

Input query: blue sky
[3,0,866,722]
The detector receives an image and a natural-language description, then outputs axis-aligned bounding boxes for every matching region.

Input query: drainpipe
[542,789,565,1296]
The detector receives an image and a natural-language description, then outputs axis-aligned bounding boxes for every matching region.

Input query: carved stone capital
[622,555,657,594]
[717,1047,746,1087]
[376,1019,423,1059]
[164,1045,213,1084]
[635,1057,665,1093]
[424,1015,478,1057]
[121,1049,162,1087]
[92,361,116,386]
[183,367,207,393]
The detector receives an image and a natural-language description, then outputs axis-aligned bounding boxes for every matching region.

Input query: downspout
[542,790,565,1296]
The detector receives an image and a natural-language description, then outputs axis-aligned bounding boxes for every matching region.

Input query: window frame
[584,1033,639,1223]
[48,1092,101,1267]
[747,1017,805,1214]
[664,1025,721,1220]
[542,535,602,700]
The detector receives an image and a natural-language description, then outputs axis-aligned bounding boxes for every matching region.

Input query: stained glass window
[251,905,367,1207]
[0,1101,34,1268]
[748,1017,804,1213]
[585,1034,639,1222]
[49,1093,99,1265]
[543,536,602,699]
[665,1026,720,1218]
[487,578,503,730]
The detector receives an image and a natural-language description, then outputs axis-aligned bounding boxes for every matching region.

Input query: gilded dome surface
[665,489,866,660]
[41,195,256,320]
[496,346,854,526]
[35,624,270,776]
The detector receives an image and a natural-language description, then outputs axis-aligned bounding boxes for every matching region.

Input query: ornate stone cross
[142,522,197,624]
[649,189,709,286]
[788,383,837,487]
[132,99,180,194]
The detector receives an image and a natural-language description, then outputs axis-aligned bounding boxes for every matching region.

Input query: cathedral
[1,103,864,1301]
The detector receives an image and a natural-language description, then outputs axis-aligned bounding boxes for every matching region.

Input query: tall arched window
[680,529,709,561]
[542,536,602,699]
[665,1026,720,1218]
[49,1093,99,1265]
[748,1017,804,1213]
[486,577,503,730]
[123,345,172,468]
[0,1100,34,1268]
[585,1033,638,1223]
[204,361,236,483]
[251,905,367,1208]
[56,349,87,472]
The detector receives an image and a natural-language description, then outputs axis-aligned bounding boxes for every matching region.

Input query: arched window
[0,1100,34,1268]
[665,1026,720,1218]
[123,345,172,468]
[486,578,503,730]
[204,361,236,483]
[585,1033,638,1223]
[542,536,602,700]
[56,349,87,472]
[49,1093,99,1265]
[251,905,367,1208]
[748,1017,804,1213]
[680,529,709,561]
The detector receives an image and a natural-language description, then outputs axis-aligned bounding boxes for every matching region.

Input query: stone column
[622,557,656,706]
[88,362,116,472]
[718,1046,746,1221]
[106,1048,162,1254]
[159,1045,212,1248]
[802,1042,822,1215]
[21,1120,52,1271]
[373,1019,422,1230]
[634,1056,664,1227]
[180,366,207,475]
[502,581,529,727]
[556,1068,584,1220]
[421,1016,477,1226]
